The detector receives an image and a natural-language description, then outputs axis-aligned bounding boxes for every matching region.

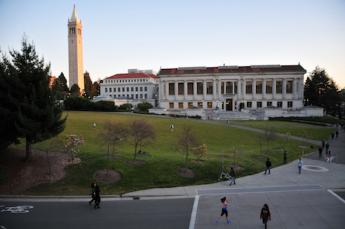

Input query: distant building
[151,64,323,120]
[99,69,159,107]
[68,5,84,92]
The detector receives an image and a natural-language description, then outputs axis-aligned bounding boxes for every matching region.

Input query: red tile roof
[159,65,306,76]
[106,72,158,79]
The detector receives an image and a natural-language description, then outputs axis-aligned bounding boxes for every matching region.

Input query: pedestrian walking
[216,197,231,224]
[327,150,333,163]
[260,204,271,229]
[331,133,335,140]
[318,147,323,159]
[335,130,339,138]
[283,150,287,164]
[325,142,330,153]
[88,182,96,205]
[94,183,101,209]
[229,167,236,185]
[297,158,303,174]
[321,140,325,149]
[264,158,272,175]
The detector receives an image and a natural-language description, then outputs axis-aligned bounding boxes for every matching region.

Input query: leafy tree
[177,125,199,165]
[1,40,66,160]
[84,71,92,98]
[70,83,80,97]
[136,102,153,113]
[130,120,155,160]
[304,67,341,115]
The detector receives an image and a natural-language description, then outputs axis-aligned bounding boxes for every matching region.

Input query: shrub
[64,97,92,111]
[136,102,153,113]
[93,101,117,112]
[118,103,133,112]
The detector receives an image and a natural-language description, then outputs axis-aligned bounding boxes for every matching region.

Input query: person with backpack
[297,158,303,174]
[216,197,231,224]
[264,158,272,175]
[94,183,101,209]
[88,182,96,205]
[260,203,271,229]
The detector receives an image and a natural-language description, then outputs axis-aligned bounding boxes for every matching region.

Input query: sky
[0,0,344,88]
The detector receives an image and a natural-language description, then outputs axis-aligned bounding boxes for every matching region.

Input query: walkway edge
[188,195,199,229]
[328,189,345,204]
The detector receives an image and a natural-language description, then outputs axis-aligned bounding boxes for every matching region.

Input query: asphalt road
[0,197,194,229]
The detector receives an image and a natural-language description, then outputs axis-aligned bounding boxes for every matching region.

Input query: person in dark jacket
[260,203,271,229]
[229,167,236,185]
[94,183,101,209]
[318,147,323,159]
[89,182,95,205]
[264,158,272,175]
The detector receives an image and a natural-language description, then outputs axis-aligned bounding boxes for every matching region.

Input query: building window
[140,87,143,92]
[246,81,252,94]
[234,82,238,94]
[187,82,194,95]
[286,80,293,94]
[136,94,138,99]
[277,101,283,108]
[109,88,112,92]
[144,94,147,99]
[257,101,262,108]
[288,101,293,108]
[114,88,116,92]
[169,102,174,109]
[197,82,203,95]
[197,102,203,108]
[221,82,224,94]
[131,95,133,99]
[246,101,252,108]
[226,82,233,94]
[276,81,282,94]
[206,82,213,95]
[256,81,262,94]
[207,101,212,108]
[126,87,129,92]
[178,102,184,109]
[178,83,184,95]
[140,94,143,99]
[114,95,116,98]
[144,86,147,91]
[131,87,133,92]
[105,88,108,93]
[266,81,272,94]
[188,102,193,108]
[169,83,175,95]
[267,101,272,107]
[122,87,125,92]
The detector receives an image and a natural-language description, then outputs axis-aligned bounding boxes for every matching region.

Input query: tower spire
[70,4,79,22]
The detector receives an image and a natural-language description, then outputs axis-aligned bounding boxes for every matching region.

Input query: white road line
[188,195,199,229]
[327,189,345,204]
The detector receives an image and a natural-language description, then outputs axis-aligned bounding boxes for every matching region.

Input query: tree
[70,83,80,97]
[84,71,93,98]
[52,72,69,100]
[177,125,199,165]
[1,40,66,160]
[99,121,128,160]
[129,120,155,160]
[0,53,22,150]
[136,102,153,113]
[64,134,84,161]
[192,144,208,161]
[304,67,341,115]
[91,81,100,97]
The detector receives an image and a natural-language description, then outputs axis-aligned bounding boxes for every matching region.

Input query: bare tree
[64,134,84,162]
[192,144,208,161]
[178,125,199,165]
[130,120,155,160]
[99,121,128,160]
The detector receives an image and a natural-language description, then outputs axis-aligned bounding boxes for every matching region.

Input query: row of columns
[161,78,303,100]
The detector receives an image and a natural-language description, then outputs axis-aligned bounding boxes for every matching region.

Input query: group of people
[89,182,101,209]
[318,127,340,163]
[217,196,271,228]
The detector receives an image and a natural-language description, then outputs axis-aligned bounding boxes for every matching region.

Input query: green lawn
[232,120,335,141]
[12,112,323,195]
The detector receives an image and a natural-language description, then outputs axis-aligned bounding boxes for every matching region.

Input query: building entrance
[226,99,233,111]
